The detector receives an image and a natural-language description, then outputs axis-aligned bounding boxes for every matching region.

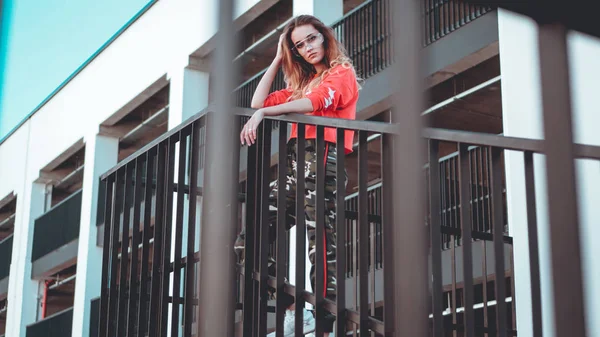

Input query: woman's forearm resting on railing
[261,98,314,116]
[240,98,314,145]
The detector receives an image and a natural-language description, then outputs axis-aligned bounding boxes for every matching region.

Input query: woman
[236,14,360,337]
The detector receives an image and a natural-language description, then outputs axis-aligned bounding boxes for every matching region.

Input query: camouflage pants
[235,139,344,328]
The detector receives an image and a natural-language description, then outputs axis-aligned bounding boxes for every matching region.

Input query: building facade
[0,0,599,336]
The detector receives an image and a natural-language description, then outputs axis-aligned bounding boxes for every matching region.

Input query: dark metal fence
[25,307,73,337]
[31,189,82,262]
[423,0,493,45]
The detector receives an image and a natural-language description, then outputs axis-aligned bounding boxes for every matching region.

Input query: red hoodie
[263,64,359,154]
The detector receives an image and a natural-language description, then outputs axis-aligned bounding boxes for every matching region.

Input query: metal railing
[95,103,600,336]
[25,307,73,337]
[423,0,493,45]
[31,189,82,262]
[0,235,12,281]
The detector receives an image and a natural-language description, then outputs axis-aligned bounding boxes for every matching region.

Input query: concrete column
[499,9,600,337]
[70,133,118,337]
[167,65,210,128]
[293,0,343,26]
[5,182,46,337]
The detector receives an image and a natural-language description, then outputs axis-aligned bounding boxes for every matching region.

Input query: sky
[0,0,153,141]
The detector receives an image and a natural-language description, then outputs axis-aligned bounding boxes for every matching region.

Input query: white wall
[499,8,600,337]
[0,0,284,336]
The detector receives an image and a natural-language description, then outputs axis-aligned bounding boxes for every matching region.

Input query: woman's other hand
[240,109,265,146]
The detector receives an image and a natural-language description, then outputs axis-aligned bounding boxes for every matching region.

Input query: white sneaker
[267,308,316,336]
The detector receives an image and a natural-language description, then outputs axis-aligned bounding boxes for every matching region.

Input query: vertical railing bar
[372,0,378,75]
[252,117,264,337]
[523,151,542,337]
[117,163,133,336]
[148,142,167,337]
[127,156,144,336]
[474,148,481,232]
[99,175,115,337]
[242,122,259,337]
[294,125,306,335]
[451,0,456,31]
[369,205,375,337]
[257,121,272,337]
[360,6,366,78]
[453,154,460,241]
[451,157,458,337]
[275,122,288,337]
[159,136,176,337]
[358,131,369,335]
[315,126,326,337]
[137,150,155,337]
[482,239,489,335]
[107,169,124,337]
[171,130,188,337]
[377,0,383,72]
[183,122,199,336]
[439,158,447,247]
[429,140,443,337]
[490,147,507,337]
[481,148,489,334]
[458,143,475,337]
[451,232,458,337]
[483,148,491,233]
[428,0,433,44]
[335,129,347,337]
[538,23,586,337]
[441,0,446,36]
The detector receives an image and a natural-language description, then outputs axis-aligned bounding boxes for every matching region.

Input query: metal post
[538,23,586,337]
[196,0,240,335]
[386,0,428,336]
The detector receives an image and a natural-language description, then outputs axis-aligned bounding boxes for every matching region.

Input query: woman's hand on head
[275,34,285,63]
[240,109,265,146]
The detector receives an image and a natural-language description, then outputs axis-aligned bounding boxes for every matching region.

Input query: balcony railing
[25,307,73,337]
[31,190,82,262]
[95,100,599,336]
[0,235,12,281]
[233,0,493,109]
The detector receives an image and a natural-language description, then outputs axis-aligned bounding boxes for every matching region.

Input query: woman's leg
[304,142,340,333]
[234,144,297,306]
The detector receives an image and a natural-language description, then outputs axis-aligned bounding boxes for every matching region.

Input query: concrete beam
[0,193,16,212]
[38,138,84,173]
[30,240,79,280]
[98,121,139,139]
[101,74,169,127]
[190,0,282,58]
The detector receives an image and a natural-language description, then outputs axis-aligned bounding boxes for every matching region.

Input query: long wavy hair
[280,15,360,101]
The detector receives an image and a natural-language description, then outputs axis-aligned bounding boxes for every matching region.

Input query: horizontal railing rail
[0,235,13,281]
[25,307,73,337]
[31,189,83,262]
